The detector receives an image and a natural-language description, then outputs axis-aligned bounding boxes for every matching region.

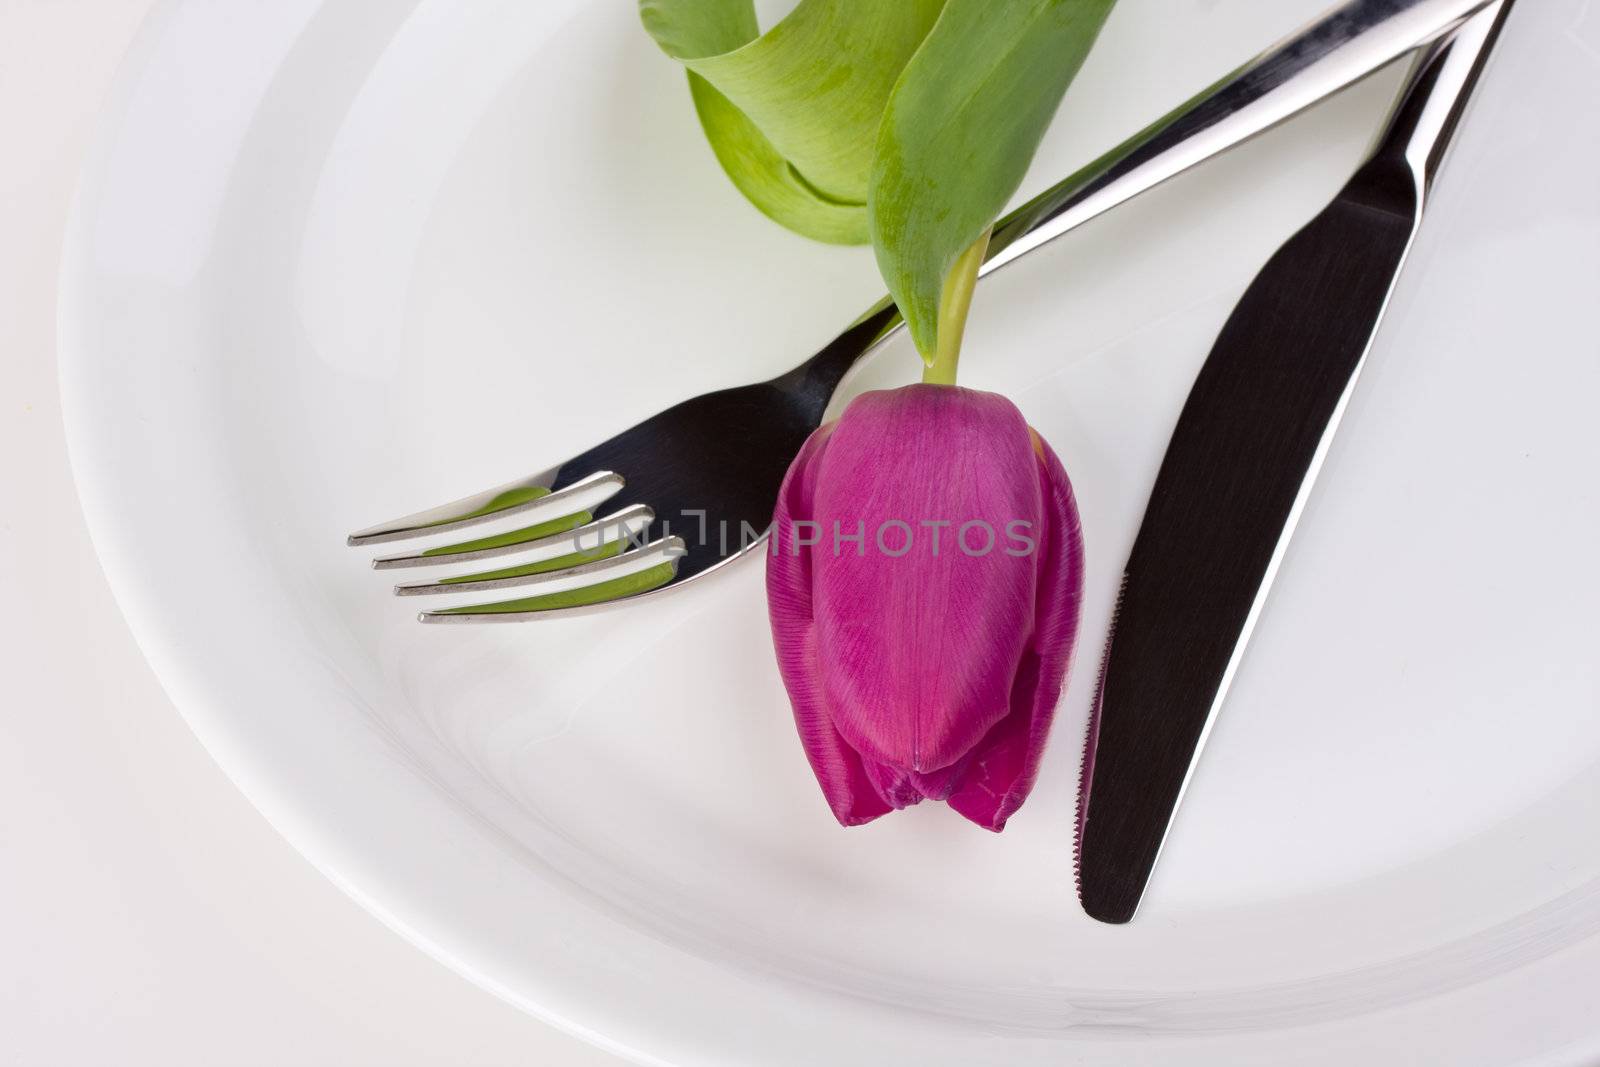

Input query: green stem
[922,227,992,386]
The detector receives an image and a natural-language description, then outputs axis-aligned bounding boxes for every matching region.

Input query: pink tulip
[766,384,1085,831]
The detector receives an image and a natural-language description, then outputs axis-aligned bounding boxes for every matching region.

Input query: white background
[0,3,619,1063]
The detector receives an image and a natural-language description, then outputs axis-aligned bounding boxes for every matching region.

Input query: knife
[1074,0,1515,925]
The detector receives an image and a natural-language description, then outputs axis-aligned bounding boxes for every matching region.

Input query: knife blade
[1075,0,1514,925]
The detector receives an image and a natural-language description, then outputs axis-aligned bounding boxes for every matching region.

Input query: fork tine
[392,506,655,594]
[418,537,686,623]
[347,470,623,547]
[370,496,647,571]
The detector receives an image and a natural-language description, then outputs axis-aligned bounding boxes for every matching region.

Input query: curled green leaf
[641,0,1116,368]
[870,0,1117,361]
[640,0,942,244]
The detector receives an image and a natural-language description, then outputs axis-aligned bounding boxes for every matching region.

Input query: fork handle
[984,0,1495,273]
[782,0,1497,402]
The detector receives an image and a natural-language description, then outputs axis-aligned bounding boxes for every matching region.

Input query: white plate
[60,1,1600,1063]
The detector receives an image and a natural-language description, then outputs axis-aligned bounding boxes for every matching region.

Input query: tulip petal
[767,422,893,826]
[808,387,1040,779]
[945,433,1084,830]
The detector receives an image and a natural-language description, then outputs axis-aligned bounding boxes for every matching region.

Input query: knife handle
[1365,0,1512,204]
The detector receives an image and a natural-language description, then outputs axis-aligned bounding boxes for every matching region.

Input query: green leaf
[684,73,869,244]
[870,0,1117,360]
[640,0,943,245]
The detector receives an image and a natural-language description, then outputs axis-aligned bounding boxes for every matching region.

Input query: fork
[348,0,1493,623]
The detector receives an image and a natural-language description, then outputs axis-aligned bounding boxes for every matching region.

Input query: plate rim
[56,2,1600,1064]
